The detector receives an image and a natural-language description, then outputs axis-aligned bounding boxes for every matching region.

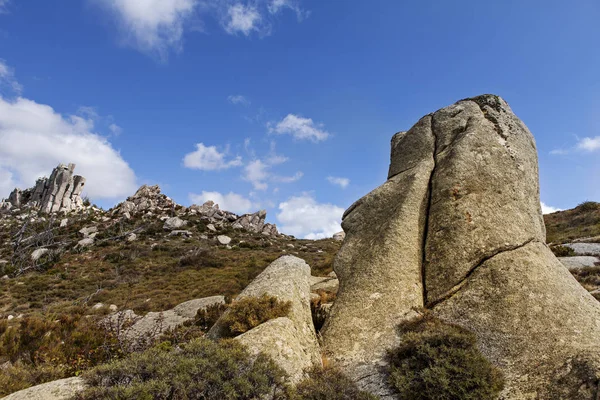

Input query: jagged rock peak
[1,163,86,214]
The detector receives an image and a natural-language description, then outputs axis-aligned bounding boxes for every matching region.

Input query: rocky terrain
[2,94,600,399]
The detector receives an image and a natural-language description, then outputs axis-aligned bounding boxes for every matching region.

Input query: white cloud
[223,3,261,36]
[94,0,198,59]
[327,176,349,189]
[0,96,137,200]
[227,94,250,106]
[541,202,562,214]
[267,0,307,20]
[189,190,254,214]
[273,171,303,183]
[269,114,330,142]
[577,136,600,152]
[109,123,123,136]
[0,59,22,95]
[244,159,269,190]
[277,194,344,239]
[183,143,242,170]
[0,0,10,14]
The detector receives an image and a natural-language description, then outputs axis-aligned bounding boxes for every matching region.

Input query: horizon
[1,1,599,238]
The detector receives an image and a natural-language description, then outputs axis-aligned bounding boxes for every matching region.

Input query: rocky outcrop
[113,186,280,236]
[322,95,600,399]
[1,377,85,400]
[2,164,86,214]
[559,256,600,271]
[104,296,225,351]
[209,255,321,383]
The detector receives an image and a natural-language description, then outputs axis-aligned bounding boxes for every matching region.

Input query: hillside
[544,201,600,244]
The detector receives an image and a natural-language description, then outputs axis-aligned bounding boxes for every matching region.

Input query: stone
[109,304,118,312]
[1,377,85,400]
[163,216,186,230]
[333,231,345,241]
[78,226,98,237]
[209,255,321,383]
[322,94,600,399]
[77,238,94,248]
[311,278,339,293]
[7,315,14,320]
[31,248,49,262]
[559,256,599,271]
[217,235,231,245]
[59,218,68,227]
[126,233,137,242]
[207,223,216,232]
[565,243,600,256]
[105,296,225,351]
[92,303,104,310]
[168,230,192,238]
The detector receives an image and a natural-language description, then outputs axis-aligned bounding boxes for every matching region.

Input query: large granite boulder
[322,95,600,399]
[1,377,85,400]
[209,255,321,383]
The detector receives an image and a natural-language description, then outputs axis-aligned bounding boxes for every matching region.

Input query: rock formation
[209,255,321,383]
[321,94,600,399]
[114,185,280,236]
[1,164,86,214]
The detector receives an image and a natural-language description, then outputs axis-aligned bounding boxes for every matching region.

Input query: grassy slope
[544,201,600,244]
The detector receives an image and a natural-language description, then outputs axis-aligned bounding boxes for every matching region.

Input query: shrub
[221,294,292,337]
[387,313,504,400]
[194,302,228,332]
[551,245,576,257]
[74,338,287,400]
[289,366,379,400]
[577,201,599,213]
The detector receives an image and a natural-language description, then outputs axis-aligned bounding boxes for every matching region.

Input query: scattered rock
[31,248,49,262]
[163,217,186,230]
[59,218,68,227]
[79,226,98,238]
[217,235,231,245]
[77,238,94,248]
[168,230,192,238]
[207,223,216,232]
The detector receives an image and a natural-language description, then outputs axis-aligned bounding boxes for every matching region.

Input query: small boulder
[169,230,193,238]
[78,226,98,238]
[217,235,231,245]
[163,217,186,230]
[77,238,94,248]
[207,223,217,232]
[59,218,68,228]
[1,377,85,400]
[31,248,49,262]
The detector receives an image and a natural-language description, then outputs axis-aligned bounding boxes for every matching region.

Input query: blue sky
[0,0,599,238]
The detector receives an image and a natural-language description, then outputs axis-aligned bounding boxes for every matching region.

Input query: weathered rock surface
[565,242,600,256]
[2,164,86,214]
[322,94,600,399]
[332,231,345,241]
[105,296,225,350]
[559,256,599,270]
[1,377,85,400]
[163,216,186,230]
[209,255,321,383]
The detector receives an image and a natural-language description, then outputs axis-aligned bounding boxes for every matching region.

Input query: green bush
[387,313,504,400]
[74,338,287,400]
[221,294,292,337]
[194,302,228,332]
[289,366,379,400]
[551,245,576,257]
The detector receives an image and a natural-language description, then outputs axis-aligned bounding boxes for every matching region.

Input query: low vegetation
[551,245,576,257]
[387,313,504,400]
[289,366,379,400]
[221,294,292,337]
[73,338,287,400]
[545,201,600,244]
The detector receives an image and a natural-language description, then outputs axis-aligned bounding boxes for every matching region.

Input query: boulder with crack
[321,94,600,400]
